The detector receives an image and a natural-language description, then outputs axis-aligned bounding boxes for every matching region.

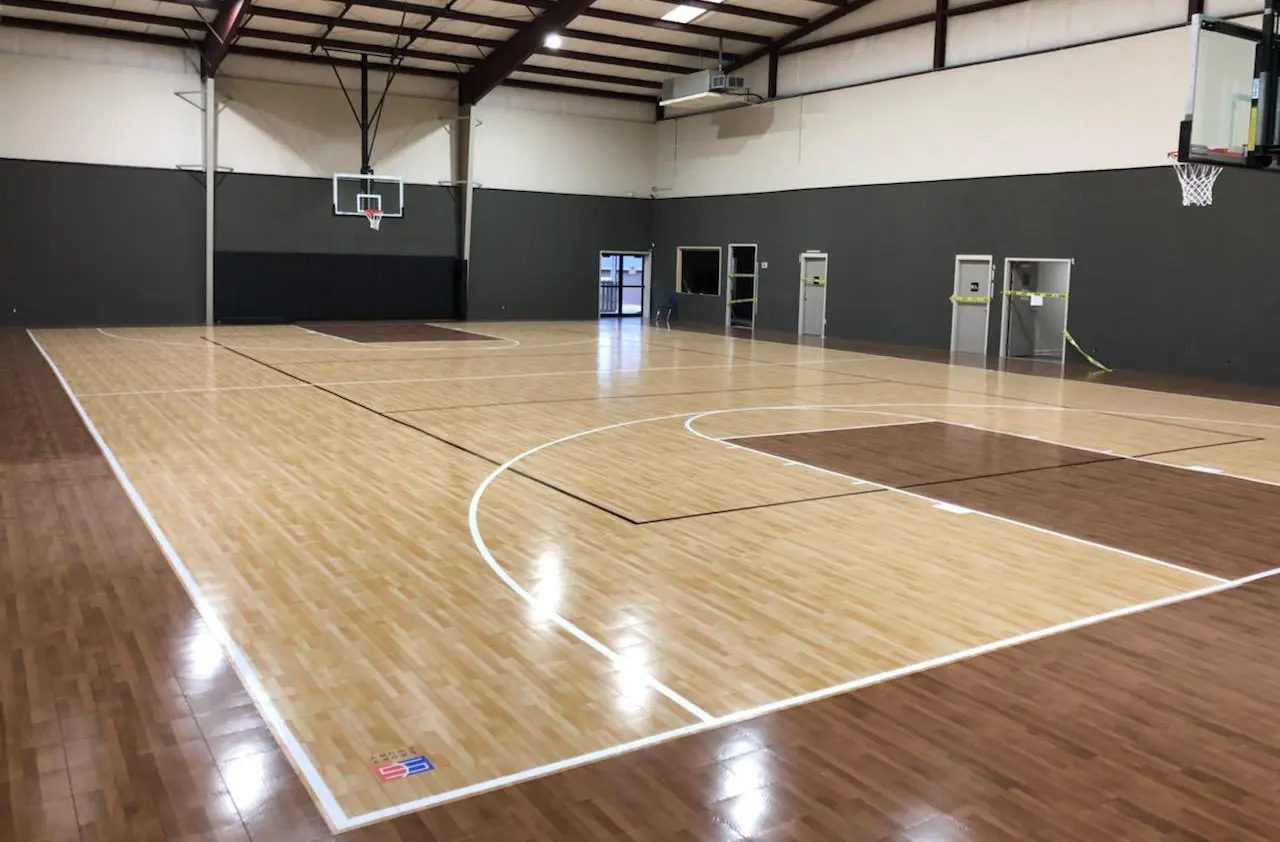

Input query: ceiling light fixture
[543,32,563,49]
[661,0,721,25]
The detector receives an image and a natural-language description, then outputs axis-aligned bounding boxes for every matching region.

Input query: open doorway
[726,244,758,329]
[999,258,1072,362]
[600,252,647,318]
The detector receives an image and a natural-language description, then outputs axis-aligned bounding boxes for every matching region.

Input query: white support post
[203,76,217,326]
[459,106,477,264]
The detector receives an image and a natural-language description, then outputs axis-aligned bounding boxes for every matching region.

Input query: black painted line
[380,376,889,415]
[634,488,883,524]
[1098,412,1260,440]
[1130,437,1265,459]
[206,338,644,526]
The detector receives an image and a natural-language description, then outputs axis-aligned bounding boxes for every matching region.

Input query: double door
[600,253,646,317]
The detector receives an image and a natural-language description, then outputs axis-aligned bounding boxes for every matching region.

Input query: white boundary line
[27,330,352,830]
[30,326,1280,831]
[467,434,713,724]
[343,565,1280,828]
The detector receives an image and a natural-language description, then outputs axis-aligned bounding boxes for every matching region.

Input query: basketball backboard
[1179,8,1280,169]
[333,173,405,218]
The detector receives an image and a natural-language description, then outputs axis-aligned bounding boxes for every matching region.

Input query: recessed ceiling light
[661,0,721,24]
[543,32,563,49]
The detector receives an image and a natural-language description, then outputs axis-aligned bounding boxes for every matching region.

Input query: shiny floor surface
[9,321,1280,841]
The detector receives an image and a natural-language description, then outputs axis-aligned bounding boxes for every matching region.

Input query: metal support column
[204,75,216,326]
[360,54,372,174]
[1261,0,1279,154]
[450,106,477,319]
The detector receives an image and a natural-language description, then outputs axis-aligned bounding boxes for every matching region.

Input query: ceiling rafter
[204,0,256,77]
[318,0,741,60]
[458,0,600,105]
[782,0,1030,57]
[0,11,659,103]
[343,0,769,45]
[729,0,880,70]
[249,4,702,75]
[485,0,807,29]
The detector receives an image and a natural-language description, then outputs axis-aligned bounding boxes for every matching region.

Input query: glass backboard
[333,174,405,217]
[1180,12,1280,168]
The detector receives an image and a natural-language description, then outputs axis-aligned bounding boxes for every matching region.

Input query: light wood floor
[31,321,1280,829]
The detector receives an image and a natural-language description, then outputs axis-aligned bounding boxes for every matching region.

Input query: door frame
[998,257,1073,360]
[725,243,759,330]
[797,251,829,338]
[949,254,994,355]
[598,250,650,319]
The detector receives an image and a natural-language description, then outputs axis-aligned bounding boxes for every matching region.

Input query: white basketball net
[363,207,384,231]
[1169,154,1223,207]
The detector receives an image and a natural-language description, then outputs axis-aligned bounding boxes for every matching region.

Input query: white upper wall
[0,28,201,169]
[657,20,1198,197]
[472,88,657,196]
[0,26,658,198]
[217,76,456,183]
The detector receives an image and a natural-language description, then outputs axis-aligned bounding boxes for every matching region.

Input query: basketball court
[20,316,1280,832]
[6,0,1280,839]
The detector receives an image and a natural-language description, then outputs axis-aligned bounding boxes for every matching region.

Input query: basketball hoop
[1168,151,1223,207]
[363,207,384,231]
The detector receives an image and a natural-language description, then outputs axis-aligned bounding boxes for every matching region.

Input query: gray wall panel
[0,158,204,326]
[654,168,1280,386]
[216,173,456,256]
[468,189,653,320]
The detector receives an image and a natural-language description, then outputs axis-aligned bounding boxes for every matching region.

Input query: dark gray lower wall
[654,167,1280,386]
[214,173,460,322]
[0,158,204,326]
[216,172,457,255]
[468,189,653,320]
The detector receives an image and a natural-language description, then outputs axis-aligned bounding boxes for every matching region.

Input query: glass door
[600,253,645,318]
[599,254,621,316]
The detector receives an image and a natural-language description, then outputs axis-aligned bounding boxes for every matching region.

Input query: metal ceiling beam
[559,28,736,61]
[253,5,495,49]
[516,63,661,89]
[0,13,655,104]
[577,8,772,44]
[730,0,880,71]
[340,0,735,60]
[485,0,806,28]
[458,0,599,105]
[784,0,1030,56]
[239,26,658,89]
[251,4,700,74]
[345,0,769,45]
[0,0,204,32]
[311,2,354,52]
[204,0,256,77]
[933,0,948,69]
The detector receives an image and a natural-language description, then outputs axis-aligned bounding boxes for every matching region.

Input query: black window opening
[678,248,722,296]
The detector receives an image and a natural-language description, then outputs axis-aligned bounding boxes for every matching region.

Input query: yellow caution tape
[949,295,990,304]
[727,273,756,279]
[1063,329,1111,372]
[803,277,827,285]
[1003,289,1069,299]
[728,298,756,305]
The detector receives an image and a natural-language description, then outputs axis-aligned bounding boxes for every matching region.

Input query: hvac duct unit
[659,69,749,109]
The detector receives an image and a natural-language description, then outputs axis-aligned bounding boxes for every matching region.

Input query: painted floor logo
[370,747,435,783]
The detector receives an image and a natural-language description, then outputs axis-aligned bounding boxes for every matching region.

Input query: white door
[950,256,993,354]
[801,283,826,336]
